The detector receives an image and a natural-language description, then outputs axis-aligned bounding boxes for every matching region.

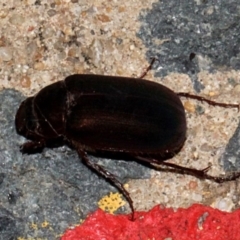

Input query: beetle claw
[201,164,212,173]
[20,140,45,154]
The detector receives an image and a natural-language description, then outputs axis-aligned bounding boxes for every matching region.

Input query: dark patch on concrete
[220,123,240,171]
[0,89,150,239]
[137,0,240,92]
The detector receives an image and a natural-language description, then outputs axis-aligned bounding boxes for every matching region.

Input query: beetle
[15,65,240,220]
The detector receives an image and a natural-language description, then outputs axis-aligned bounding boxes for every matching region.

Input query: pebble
[47,9,57,17]
[97,14,111,22]
[0,10,8,18]
[233,84,240,93]
[188,180,198,190]
[34,62,45,70]
[192,193,203,202]
[184,100,196,113]
[208,91,219,97]
[212,198,234,212]
[0,47,12,61]
[20,75,31,88]
[9,14,25,25]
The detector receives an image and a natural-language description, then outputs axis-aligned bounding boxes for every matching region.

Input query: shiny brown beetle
[15,68,240,220]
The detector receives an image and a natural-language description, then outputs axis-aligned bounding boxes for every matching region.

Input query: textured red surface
[61,204,240,240]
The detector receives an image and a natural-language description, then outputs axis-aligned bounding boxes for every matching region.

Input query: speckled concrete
[0,0,240,239]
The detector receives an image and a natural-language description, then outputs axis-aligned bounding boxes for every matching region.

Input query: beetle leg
[20,140,45,154]
[135,156,209,178]
[139,57,158,79]
[177,92,240,110]
[76,149,135,221]
[135,156,240,183]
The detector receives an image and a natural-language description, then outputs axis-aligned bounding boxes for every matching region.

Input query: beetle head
[15,97,42,141]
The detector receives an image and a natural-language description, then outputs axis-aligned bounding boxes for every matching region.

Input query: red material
[61,204,240,240]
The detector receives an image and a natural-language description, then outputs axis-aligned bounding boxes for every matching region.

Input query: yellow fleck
[41,221,50,228]
[79,219,84,224]
[98,192,126,214]
[30,223,38,230]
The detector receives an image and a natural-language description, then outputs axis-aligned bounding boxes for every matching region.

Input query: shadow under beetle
[15,60,240,220]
